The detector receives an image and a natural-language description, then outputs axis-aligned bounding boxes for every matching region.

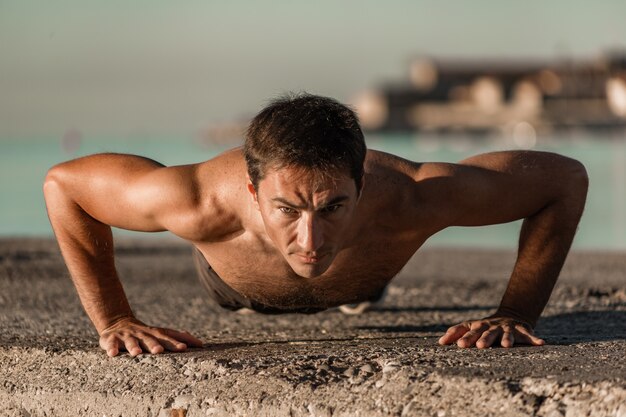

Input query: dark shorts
[192,248,328,314]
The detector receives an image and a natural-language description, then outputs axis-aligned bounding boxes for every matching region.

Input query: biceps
[440,152,582,227]
[449,171,548,227]
[46,154,173,232]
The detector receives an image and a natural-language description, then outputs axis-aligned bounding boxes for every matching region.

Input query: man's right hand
[98,317,204,357]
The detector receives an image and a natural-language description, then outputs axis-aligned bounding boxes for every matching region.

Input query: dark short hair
[244,93,366,191]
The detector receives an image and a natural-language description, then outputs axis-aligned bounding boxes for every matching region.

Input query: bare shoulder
[43,149,248,241]
[103,147,247,242]
[362,149,587,235]
[364,149,422,182]
[177,148,248,242]
[360,150,423,225]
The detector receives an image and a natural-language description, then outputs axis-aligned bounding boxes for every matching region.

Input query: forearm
[63,225,133,334]
[496,176,588,327]
[44,174,134,334]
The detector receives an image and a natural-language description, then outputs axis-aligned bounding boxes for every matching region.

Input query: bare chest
[195,233,420,309]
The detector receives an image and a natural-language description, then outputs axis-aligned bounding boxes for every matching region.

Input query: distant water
[1,133,625,250]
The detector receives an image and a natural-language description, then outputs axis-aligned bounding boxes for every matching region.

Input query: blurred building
[352,51,626,137]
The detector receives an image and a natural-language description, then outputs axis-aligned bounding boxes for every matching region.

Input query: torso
[190,149,433,310]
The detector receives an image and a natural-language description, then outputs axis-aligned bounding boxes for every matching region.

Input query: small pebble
[141,356,156,365]
[382,364,398,373]
[343,367,355,377]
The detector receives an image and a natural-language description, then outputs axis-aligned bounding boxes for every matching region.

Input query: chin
[290,260,331,278]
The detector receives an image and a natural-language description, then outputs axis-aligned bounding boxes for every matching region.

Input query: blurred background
[1,1,625,249]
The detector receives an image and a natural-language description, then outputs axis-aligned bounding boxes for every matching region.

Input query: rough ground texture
[0,238,624,417]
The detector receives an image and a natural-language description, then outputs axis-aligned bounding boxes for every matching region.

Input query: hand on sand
[438,316,545,349]
[99,317,203,357]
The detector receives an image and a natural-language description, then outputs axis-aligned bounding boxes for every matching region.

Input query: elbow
[43,163,69,202]
[559,158,588,212]
[567,158,589,197]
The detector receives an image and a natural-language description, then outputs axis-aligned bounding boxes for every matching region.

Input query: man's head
[244,93,367,278]
[244,93,366,191]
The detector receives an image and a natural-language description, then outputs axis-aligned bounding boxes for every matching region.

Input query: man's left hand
[438,316,545,348]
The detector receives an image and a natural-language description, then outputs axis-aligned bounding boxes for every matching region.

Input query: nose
[296,213,324,253]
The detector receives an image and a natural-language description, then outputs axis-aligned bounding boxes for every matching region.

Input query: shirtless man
[43,94,588,357]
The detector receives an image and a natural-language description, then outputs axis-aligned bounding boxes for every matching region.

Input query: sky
[1,1,625,138]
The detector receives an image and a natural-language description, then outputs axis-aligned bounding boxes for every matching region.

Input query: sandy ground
[0,238,624,417]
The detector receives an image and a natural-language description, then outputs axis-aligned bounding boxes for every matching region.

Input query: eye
[279,207,298,215]
[321,204,342,213]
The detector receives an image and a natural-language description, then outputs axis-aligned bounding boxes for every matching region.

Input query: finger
[457,323,489,348]
[470,321,490,331]
[501,328,515,348]
[151,332,188,352]
[476,327,502,349]
[122,335,143,357]
[136,333,165,355]
[158,338,187,352]
[515,326,545,346]
[100,335,121,357]
[438,324,470,345]
[162,329,204,348]
[457,330,484,348]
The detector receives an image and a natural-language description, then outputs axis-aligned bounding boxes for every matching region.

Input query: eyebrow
[271,195,350,210]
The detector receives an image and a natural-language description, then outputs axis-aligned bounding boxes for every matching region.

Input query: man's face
[248,166,362,278]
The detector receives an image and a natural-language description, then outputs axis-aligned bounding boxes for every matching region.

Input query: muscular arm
[415,151,588,348]
[43,153,231,356]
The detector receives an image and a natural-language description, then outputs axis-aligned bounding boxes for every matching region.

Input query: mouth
[296,253,328,264]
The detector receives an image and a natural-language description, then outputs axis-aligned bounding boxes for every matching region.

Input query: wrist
[96,312,137,335]
[493,306,536,329]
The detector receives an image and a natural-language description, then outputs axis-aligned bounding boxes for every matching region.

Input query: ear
[246,175,260,208]
[356,174,365,202]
